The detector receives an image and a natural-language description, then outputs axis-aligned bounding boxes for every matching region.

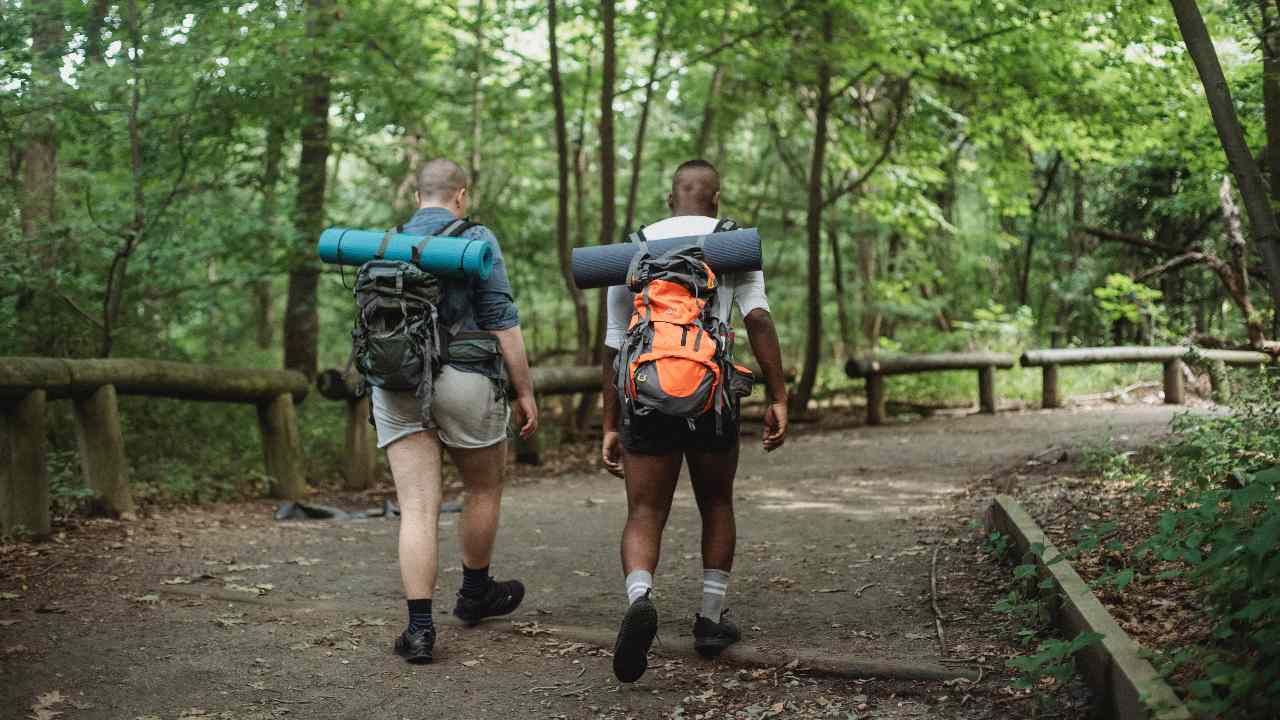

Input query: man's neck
[670,209,716,218]
[417,204,460,218]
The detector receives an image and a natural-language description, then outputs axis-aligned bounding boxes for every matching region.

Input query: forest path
[1,403,1183,720]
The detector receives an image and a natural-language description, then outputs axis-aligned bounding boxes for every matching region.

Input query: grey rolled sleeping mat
[570,228,763,289]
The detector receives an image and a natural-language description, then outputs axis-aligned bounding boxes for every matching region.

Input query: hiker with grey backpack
[349,158,537,664]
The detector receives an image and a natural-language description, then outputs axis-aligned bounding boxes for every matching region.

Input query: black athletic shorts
[620,409,739,455]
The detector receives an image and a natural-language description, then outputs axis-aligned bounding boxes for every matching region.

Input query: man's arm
[601,347,625,477]
[743,308,788,451]
[492,325,538,439]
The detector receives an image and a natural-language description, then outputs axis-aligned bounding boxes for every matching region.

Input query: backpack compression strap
[405,218,479,267]
[713,217,738,233]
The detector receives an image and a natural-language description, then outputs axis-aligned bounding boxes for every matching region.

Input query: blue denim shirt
[399,207,519,373]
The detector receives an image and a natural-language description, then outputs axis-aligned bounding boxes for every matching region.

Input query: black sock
[461,564,491,598]
[407,598,433,633]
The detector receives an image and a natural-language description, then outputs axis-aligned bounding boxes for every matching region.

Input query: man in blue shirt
[373,158,538,664]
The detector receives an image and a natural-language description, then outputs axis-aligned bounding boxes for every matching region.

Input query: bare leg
[621,451,684,575]
[386,431,444,598]
[445,439,508,569]
[687,441,740,572]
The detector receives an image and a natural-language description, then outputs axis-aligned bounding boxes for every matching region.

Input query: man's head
[415,158,470,216]
[667,159,721,217]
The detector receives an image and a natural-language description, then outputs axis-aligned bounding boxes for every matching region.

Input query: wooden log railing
[1020,347,1273,409]
[0,358,309,539]
[844,352,1018,426]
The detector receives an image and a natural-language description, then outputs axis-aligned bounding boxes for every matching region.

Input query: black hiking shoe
[394,625,435,664]
[612,592,658,683]
[452,578,525,626]
[693,612,740,658]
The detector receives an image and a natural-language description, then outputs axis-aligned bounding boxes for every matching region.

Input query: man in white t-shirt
[601,159,789,682]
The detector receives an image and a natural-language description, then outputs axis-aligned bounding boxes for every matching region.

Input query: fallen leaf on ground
[0,592,19,601]
[161,577,193,585]
[0,619,19,627]
[461,660,481,668]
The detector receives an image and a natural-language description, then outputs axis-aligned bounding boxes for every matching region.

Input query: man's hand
[514,394,538,439]
[762,400,787,452]
[601,430,625,478]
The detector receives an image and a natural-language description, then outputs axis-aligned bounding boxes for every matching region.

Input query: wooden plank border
[985,495,1191,720]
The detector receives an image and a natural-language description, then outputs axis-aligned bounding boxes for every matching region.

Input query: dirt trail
[1,404,1182,719]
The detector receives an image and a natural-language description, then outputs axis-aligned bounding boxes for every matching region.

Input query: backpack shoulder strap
[713,217,738,233]
[440,218,479,237]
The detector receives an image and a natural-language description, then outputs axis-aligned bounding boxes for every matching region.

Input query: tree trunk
[1171,0,1280,314]
[696,64,727,157]
[1219,176,1265,344]
[793,9,834,413]
[284,0,334,379]
[1018,151,1063,308]
[16,0,63,354]
[255,122,285,351]
[548,0,590,366]
[622,11,669,235]
[84,0,110,64]
[469,0,485,189]
[858,232,880,346]
[576,0,616,426]
[828,223,852,362]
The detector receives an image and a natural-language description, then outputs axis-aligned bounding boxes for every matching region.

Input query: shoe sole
[612,601,658,683]
[452,583,527,627]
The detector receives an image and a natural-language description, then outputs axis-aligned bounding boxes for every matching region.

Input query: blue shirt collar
[407,206,459,228]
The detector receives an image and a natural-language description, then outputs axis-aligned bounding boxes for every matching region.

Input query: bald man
[374,158,538,664]
[601,159,789,682]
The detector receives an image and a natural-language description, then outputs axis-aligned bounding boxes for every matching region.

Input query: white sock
[701,568,730,621]
[625,570,653,605]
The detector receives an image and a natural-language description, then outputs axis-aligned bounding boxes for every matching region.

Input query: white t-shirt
[604,215,771,350]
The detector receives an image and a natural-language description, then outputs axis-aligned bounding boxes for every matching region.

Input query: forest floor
[1,400,1190,720]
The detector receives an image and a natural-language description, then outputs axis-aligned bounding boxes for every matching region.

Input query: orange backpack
[615,238,753,432]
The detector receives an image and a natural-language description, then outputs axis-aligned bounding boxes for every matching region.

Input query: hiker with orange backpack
[600,159,789,682]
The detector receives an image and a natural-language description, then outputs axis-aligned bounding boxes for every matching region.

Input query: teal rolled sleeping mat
[318,227,494,280]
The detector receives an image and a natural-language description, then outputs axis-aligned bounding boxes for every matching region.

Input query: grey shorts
[370,366,510,449]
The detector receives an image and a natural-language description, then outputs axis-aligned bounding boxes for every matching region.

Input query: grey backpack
[349,219,475,409]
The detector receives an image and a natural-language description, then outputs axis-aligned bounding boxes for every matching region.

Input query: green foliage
[1008,631,1106,693]
[1093,274,1166,333]
[1106,370,1280,718]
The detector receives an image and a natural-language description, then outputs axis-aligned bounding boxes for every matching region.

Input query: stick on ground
[930,546,947,658]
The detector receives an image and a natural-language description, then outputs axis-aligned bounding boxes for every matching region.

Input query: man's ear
[667,192,675,211]
[456,187,468,208]
[414,190,421,207]
[712,191,721,214]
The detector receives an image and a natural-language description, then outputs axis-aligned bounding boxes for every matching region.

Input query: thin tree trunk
[576,0,615,427]
[548,0,589,366]
[1018,151,1063,308]
[696,64,727,158]
[794,9,834,413]
[858,232,880,345]
[1171,0,1280,314]
[255,122,285,350]
[469,0,485,189]
[284,0,334,378]
[1220,176,1265,344]
[828,222,851,362]
[622,10,669,235]
[101,0,144,357]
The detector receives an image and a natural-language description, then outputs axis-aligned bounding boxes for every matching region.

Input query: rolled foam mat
[571,227,762,289]
[317,227,494,280]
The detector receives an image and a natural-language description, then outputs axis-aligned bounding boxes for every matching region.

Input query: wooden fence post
[343,396,375,490]
[866,374,886,426]
[72,384,135,518]
[1207,359,1231,404]
[1,391,50,540]
[978,365,997,414]
[257,393,306,499]
[1163,359,1186,405]
[1041,365,1060,409]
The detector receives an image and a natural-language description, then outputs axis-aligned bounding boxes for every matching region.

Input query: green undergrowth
[1065,368,1280,718]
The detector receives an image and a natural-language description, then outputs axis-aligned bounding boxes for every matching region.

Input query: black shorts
[620,409,739,455]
